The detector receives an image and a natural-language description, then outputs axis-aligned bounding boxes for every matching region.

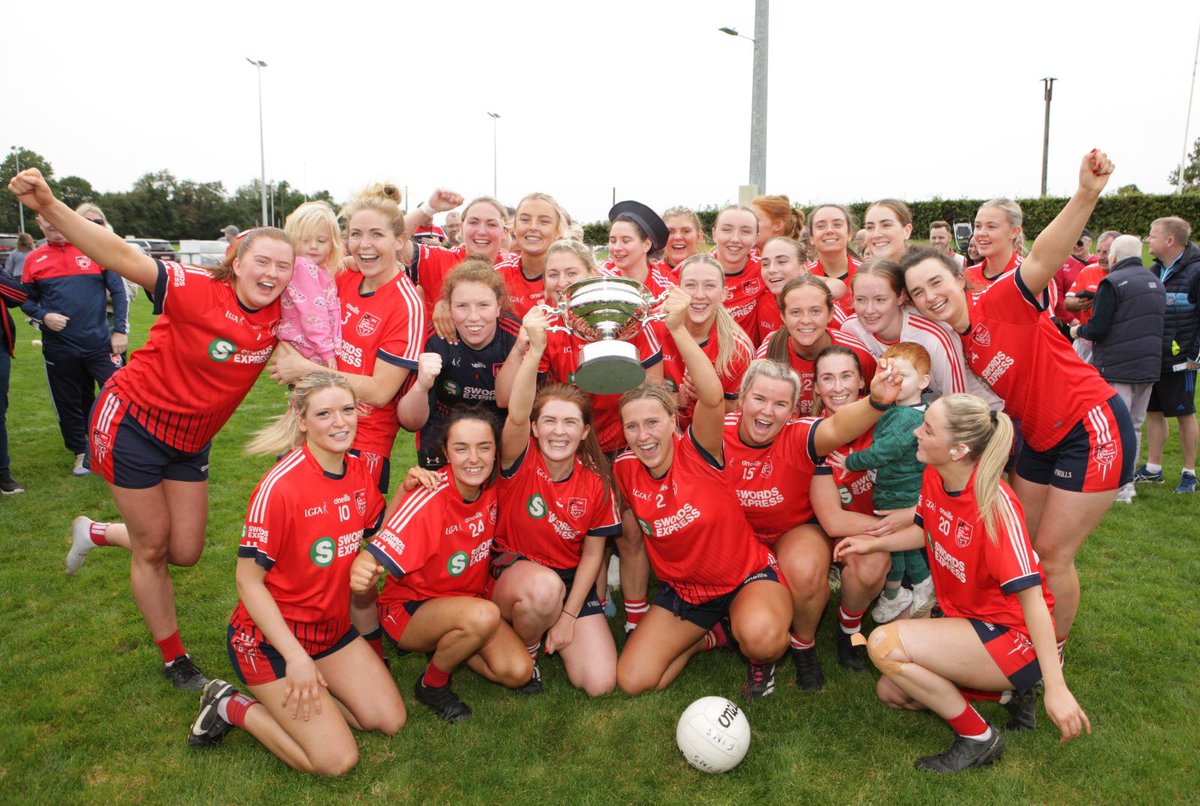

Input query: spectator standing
[0,271,28,493]
[221,225,239,260]
[4,233,34,278]
[21,211,128,475]
[443,211,463,247]
[1136,217,1200,493]
[1072,235,1166,502]
[1065,230,1120,327]
[929,221,965,267]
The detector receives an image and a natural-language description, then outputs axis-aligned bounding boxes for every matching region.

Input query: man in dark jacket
[1134,217,1200,494]
[20,212,127,477]
[1074,235,1166,502]
[0,272,29,493]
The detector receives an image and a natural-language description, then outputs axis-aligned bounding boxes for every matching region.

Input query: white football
[676,696,751,773]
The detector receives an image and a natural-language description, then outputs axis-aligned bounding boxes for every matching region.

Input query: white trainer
[72,453,91,477]
[909,577,937,618]
[871,587,914,625]
[67,516,98,575]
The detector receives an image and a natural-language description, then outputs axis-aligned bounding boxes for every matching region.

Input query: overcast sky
[9,1,1200,225]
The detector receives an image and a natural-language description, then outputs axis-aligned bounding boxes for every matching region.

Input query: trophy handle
[641,288,672,325]
[535,303,574,335]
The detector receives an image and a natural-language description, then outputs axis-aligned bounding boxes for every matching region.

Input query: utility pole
[1040,77,1056,197]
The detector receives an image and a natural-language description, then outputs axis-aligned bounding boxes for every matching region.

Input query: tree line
[0,149,333,241]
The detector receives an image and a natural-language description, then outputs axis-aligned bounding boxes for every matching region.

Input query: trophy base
[575,340,646,395]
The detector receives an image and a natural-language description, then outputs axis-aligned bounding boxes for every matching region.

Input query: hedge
[581,193,1200,246]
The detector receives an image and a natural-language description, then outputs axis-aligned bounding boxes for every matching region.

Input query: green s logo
[209,338,236,362]
[310,537,335,567]
[447,551,468,576]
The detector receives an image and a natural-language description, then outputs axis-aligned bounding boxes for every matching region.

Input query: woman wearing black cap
[605,201,674,298]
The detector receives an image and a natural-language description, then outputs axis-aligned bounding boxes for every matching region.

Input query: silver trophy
[540,276,667,394]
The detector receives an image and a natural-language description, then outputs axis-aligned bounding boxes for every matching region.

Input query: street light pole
[246,58,269,227]
[1040,77,1056,198]
[10,146,24,233]
[487,112,500,197]
[719,0,769,195]
[1177,20,1200,193]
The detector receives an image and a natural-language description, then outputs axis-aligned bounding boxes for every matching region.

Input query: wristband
[868,395,891,412]
[419,202,435,218]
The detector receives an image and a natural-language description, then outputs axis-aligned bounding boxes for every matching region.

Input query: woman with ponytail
[750,195,805,252]
[657,254,754,429]
[187,371,404,773]
[836,394,1090,773]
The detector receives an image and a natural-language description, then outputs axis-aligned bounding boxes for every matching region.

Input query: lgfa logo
[527,493,547,519]
[310,537,336,567]
[209,338,236,362]
[446,551,469,576]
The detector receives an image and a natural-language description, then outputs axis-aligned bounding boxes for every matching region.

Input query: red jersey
[336,268,425,455]
[915,467,1053,634]
[110,261,278,452]
[962,269,1116,451]
[656,323,751,429]
[755,329,877,417]
[612,431,768,604]
[233,447,385,638]
[1066,264,1106,326]
[369,469,499,605]
[963,252,1021,291]
[814,428,876,516]
[721,255,766,337]
[601,259,676,298]
[809,254,861,316]
[723,414,823,544]
[753,292,781,347]
[496,255,547,319]
[495,437,622,570]
[540,313,663,452]
[409,244,509,318]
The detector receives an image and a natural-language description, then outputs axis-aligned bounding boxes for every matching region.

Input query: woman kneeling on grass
[835,394,1090,773]
[614,288,793,700]
[189,372,405,775]
[350,408,534,723]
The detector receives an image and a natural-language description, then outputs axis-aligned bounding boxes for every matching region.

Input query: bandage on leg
[862,623,909,676]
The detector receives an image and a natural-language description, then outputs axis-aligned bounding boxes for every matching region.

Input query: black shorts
[652,560,782,631]
[969,619,1042,691]
[1015,394,1135,492]
[490,550,604,619]
[88,386,210,489]
[348,448,391,494]
[1147,370,1196,417]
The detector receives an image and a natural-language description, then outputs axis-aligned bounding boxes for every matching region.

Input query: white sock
[1183,468,1195,476]
[1146,463,1162,473]
[961,726,993,742]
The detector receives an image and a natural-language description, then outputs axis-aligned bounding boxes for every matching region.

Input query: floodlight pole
[487,112,501,197]
[719,0,769,195]
[1040,77,1056,197]
[247,58,269,226]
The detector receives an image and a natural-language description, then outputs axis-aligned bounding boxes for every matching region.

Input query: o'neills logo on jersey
[357,312,381,337]
[972,324,992,346]
[75,255,92,271]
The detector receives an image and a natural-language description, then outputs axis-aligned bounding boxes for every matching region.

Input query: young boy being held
[827,342,934,623]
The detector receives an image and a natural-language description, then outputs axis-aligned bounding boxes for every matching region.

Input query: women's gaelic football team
[9,148,1118,774]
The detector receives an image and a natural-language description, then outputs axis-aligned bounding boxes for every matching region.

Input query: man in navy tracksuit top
[21,212,128,476]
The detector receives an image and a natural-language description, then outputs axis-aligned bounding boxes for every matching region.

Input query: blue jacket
[1152,242,1200,370]
[20,242,127,354]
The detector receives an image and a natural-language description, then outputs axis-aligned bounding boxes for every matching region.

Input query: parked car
[125,238,176,261]
[0,233,18,259]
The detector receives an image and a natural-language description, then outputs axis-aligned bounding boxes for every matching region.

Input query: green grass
[1,297,1197,804]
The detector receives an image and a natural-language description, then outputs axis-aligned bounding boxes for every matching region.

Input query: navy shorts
[88,385,209,489]
[227,622,359,686]
[653,559,782,631]
[348,448,390,494]
[969,619,1042,692]
[1015,394,1135,492]
[1147,370,1196,417]
[489,551,604,619]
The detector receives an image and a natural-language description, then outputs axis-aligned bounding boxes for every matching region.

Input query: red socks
[89,521,111,547]
[837,605,866,634]
[361,628,385,661]
[624,598,648,627]
[947,704,990,739]
[221,693,256,728]
[155,630,186,664]
[789,633,815,651]
[422,661,450,689]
